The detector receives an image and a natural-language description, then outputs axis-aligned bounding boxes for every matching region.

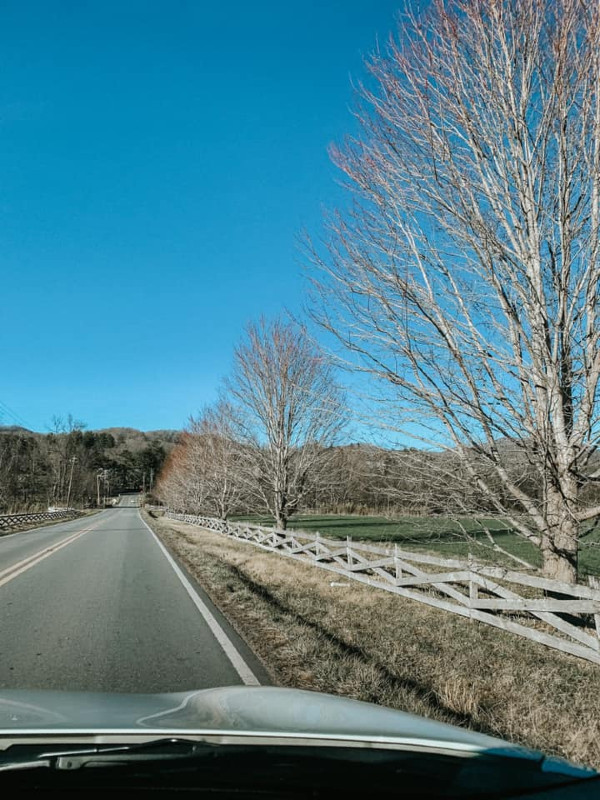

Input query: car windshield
[1,0,600,796]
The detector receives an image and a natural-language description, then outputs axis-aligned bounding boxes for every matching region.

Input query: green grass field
[232,513,600,577]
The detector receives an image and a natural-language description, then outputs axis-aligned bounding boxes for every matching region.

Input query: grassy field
[148,510,600,770]
[232,513,600,577]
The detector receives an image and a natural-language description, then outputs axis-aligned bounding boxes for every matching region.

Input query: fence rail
[0,509,84,532]
[159,510,600,665]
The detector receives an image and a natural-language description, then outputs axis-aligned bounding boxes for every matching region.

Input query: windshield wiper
[1,740,599,798]
[0,737,204,772]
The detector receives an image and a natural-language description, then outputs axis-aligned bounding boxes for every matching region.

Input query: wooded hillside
[0,422,177,512]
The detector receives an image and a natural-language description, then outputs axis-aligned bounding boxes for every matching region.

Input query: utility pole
[99,468,110,507]
[66,457,77,509]
[96,469,102,508]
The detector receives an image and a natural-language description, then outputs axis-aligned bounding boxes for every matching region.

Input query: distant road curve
[116,493,142,508]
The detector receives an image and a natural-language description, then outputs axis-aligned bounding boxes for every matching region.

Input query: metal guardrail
[162,510,600,665]
[0,509,84,532]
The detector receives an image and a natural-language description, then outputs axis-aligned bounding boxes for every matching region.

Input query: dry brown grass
[146,511,600,770]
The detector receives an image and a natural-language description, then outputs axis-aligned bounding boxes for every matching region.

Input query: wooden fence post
[468,552,478,623]
[588,576,600,651]
[394,544,402,583]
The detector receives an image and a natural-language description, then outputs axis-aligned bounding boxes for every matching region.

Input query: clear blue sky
[0,0,403,432]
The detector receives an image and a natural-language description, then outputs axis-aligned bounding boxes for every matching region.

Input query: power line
[0,398,33,430]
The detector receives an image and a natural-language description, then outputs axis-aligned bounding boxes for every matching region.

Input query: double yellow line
[0,516,106,590]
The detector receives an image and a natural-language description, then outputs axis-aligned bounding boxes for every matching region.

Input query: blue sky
[0,0,404,432]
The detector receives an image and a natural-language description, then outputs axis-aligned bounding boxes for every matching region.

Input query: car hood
[0,685,561,762]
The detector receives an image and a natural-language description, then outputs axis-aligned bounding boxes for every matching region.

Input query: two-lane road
[0,505,268,692]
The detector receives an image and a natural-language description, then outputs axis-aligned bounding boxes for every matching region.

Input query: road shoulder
[146,510,600,771]
[141,510,272,687]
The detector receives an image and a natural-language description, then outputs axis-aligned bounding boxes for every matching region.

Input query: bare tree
[155,433,205,513]
[227,318,345,529]
[46,414,86,505]
[156,401,245,519]
[309,0,600,582]
[187,401,246,519]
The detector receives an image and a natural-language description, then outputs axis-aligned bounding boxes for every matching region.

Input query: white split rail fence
[0,509,85,533]
[151,508,600,665]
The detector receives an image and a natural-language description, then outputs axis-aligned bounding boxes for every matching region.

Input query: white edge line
[138,511,260,687]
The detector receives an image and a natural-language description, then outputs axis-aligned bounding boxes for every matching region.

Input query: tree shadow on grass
[229,564,498,738]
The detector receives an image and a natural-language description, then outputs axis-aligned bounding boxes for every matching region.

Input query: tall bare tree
[46,414,86,505]
[228,318,345,529]
[156,432,206,513]
[309,0,600,582]
[187,401,246,519]
[156,401,245,518]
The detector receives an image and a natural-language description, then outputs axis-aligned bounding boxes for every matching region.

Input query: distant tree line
[0,416,173,512]
[158,426,600,525]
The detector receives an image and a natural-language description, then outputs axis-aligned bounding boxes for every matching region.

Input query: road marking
[0,517,106,589]
[138,511,261,687]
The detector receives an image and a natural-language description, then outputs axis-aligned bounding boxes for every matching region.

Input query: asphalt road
[0,501,268,692]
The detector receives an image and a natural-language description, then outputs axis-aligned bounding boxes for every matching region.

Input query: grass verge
[146,510,600,770]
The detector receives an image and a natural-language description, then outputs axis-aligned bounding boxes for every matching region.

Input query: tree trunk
[541,492,579,583]
[274,480,288,530]
[274,496,288,530]
[541,540,578,583]
[275,513,287,531]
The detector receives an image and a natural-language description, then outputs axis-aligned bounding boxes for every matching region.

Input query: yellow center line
[0,515,108,589]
